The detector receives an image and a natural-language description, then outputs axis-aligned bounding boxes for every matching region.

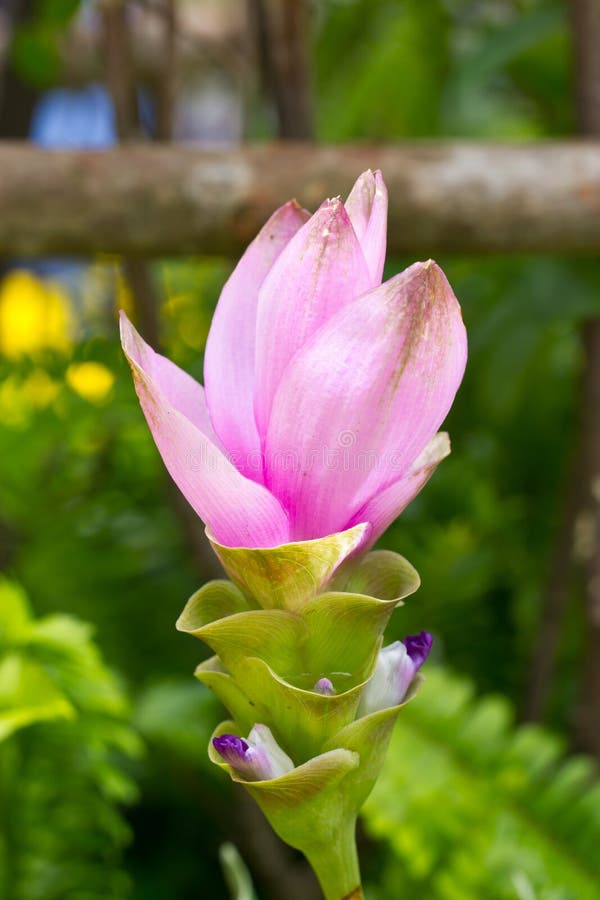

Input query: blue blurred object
[19,84,118,292]
[30,83,116,149]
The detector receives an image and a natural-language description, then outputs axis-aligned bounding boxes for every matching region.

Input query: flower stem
[304,821,363,900]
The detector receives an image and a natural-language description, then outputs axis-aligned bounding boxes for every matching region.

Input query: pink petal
[344,170,388,285]
[349,432,451,548]
[204,201,310,482]
[264,261,467,541]
[120,312,290,549]
[254,197,372,438]
[118,312,222,448]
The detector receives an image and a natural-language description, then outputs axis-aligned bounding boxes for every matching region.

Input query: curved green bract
[177,558,414,688]
[207,523,369,611]
[201,655,368,762]
[209,720,360,854]
[179,545,425,900]
[331,549,420,601]
[176,580,252,630]
[301,591,395,684]
[185,607,304,675]
[194,658,259,735]
[323,677,424,815]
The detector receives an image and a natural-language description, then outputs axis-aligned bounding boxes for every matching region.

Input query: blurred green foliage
[0,578,141,899]
[10,0,81,88]
[220,844,259,900]
[1,0,600,897]
[315,0,571,139]
[363,667,600,900]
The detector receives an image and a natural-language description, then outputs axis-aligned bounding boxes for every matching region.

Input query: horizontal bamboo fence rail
[0,141,599,257]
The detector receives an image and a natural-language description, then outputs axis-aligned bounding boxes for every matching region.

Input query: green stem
[304,820,363,900]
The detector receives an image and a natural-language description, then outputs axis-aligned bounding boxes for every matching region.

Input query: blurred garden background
[2,1,600,898]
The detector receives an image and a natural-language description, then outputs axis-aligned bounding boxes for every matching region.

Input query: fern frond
[363,667,600,900]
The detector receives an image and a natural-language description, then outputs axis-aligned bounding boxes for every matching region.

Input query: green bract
[177,537,424,900]
[207,522,369,611]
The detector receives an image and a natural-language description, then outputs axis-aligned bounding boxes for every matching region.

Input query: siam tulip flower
[120,170,467,559]
[358,631,433,717]
[212,724,294,781]
[122,170,467,900]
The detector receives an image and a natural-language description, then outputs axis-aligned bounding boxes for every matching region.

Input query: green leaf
[0,579,32,646]
[0,581,140,899]
[0,655,74,741]
[135,678,220,764]
[26,613,130,717]
[220,843,258,900]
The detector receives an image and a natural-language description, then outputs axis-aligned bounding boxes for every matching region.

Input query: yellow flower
[0,270,73,358]
[66,362,115,403]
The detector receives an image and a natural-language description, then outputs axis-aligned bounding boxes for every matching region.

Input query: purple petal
[404,631,433,670]
[120,312,290,549]
[254,197,372,438]
[264,261,467,541]
[212,734,267,780]
[204,201,309,481]
[344,170,388,284]
[350,433,451,547]
[314,677,336,696]
[360,634,431,716]
[212,735,249,765]
[213,725,294,781]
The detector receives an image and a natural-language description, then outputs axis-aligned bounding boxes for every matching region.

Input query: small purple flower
[314,677,336,696]
[404,631,433,670]
[212,735,250,766]
[212,724,294,781]
[358,631,433,716]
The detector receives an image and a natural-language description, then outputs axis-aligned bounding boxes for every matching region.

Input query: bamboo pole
[0,141,600,257]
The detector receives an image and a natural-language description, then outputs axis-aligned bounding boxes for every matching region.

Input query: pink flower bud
[121,172,466,552]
